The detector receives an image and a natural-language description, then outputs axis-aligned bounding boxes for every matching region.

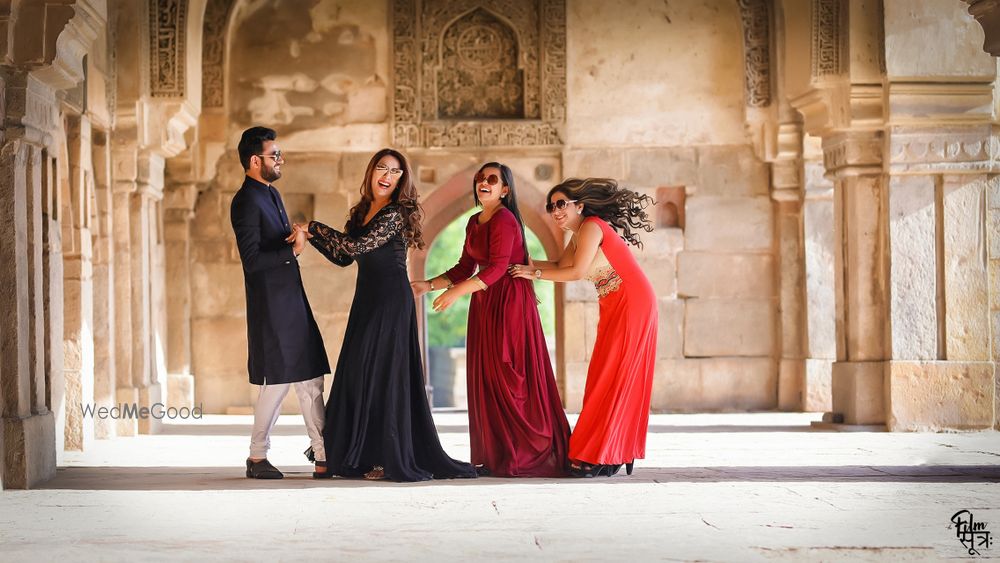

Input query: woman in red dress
[412,162,569,477]
[511,178,657,478]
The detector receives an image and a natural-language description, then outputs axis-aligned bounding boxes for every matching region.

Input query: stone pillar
[164,184,196,410]
[91,130,117,439]
[824,130,890,427]
[0,71,57,488]
[61,114,95,451]
[990,176,1000,431]
[882,127,995,431]
[878,0,996,430]
[801,137,835,412]
[770,122,808,411]
[112,140,137,437]
[131,153,165,435]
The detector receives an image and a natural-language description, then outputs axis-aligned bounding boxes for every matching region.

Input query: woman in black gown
[291,148,476,482]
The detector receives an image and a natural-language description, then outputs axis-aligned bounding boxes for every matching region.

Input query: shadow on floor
[158,423,821,436]
[42,464,1000,491]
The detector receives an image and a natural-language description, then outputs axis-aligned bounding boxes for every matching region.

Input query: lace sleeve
[307,221,353,267]
[308,206,402,259]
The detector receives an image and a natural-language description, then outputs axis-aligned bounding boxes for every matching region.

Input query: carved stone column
[111,138,138,436]
[130,153,166,435]
[164,184,197,410]
[801,135,835,412]
[0,70,58,488]
[91,129,117,439]
[878,0,996,430]
[824,130,890,426]
[770,122,809,410]
[883,126,995,431]
[61,114,96,451]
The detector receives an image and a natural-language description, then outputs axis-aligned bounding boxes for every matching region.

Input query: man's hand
[285,226,307,257]
[285,223,313,243]
[291,232,305,257]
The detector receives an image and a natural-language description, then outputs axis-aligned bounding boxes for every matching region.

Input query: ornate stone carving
[737,0,771,108]
[148,0,187,98]
[437,9,524,119]
[392,0,566,148]
[202,0,235,107]
[822,131,883,175]
[889,126,1000,174]
[811,0,844,77]
[107,5,118,125]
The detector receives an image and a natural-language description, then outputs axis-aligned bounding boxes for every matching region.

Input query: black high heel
[625,461,634,476]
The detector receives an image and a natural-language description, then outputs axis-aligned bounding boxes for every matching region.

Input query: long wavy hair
[547,178,654,248]
[473,162,528,263]
[346,148,425,250]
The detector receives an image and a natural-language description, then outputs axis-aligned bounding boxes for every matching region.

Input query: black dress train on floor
[308,204,477,482]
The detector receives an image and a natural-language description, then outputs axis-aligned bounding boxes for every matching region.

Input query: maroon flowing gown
[445,208,570,477]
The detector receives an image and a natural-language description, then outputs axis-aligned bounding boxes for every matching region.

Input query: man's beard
[262,164,281,182]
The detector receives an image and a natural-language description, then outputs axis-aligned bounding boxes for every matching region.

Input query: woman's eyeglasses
[375,164,403,176]
[474,173,501,186]
[545,199,577,214]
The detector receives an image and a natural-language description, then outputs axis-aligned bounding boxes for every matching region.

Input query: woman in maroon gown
[412,163,569,477]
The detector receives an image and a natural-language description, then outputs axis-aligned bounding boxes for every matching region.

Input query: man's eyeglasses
[474,173,501,186]
[375,164,403,176]
[545,199,577,214]
[256,151,284,162]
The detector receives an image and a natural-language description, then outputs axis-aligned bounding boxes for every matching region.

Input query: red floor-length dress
[445,208,570,477]
[569,216,658,466]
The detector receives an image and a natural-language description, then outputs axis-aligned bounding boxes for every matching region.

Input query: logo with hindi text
[951,510,993,556]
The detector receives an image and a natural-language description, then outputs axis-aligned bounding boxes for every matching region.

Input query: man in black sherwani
[230,126,330,479]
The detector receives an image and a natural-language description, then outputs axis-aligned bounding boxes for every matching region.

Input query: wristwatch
[534,269,542,279]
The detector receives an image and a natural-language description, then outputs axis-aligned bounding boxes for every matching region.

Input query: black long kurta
[308,204,476,482]
[230,176,329,385]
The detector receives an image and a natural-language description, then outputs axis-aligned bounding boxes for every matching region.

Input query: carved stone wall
[201,0,234,108]
[149,0,188,98]
[437,8,524,119]
[392,0,566,148]
[737,0,771,108]
[811,0,845,77]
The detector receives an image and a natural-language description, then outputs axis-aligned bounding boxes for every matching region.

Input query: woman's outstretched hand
[432,288,460,312]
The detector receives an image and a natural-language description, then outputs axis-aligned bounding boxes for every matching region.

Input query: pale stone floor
[2,412,1000,562]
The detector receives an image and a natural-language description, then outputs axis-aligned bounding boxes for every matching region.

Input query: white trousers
[249,376,325,462]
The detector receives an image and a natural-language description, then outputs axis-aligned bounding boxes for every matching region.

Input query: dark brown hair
[548,178,654,248]
[346,148,425,250]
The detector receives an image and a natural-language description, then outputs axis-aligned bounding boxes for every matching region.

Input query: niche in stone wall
[656,186,685,230]
[392,0,565,148]
[437,8,524,119]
